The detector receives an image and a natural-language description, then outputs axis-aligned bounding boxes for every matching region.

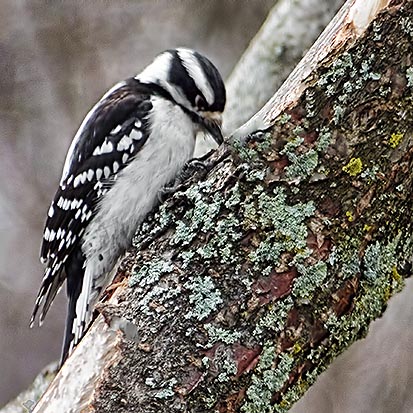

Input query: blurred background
[0,0,275,405]
[1,1,412,412]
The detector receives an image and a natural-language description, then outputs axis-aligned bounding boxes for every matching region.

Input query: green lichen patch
[152,378,178,399]
[275,123,332,183]
[129,258,174,287]
[292,261,328,299]
[337,247,361,280]
[260,189,313,236]
[188,196,222,233]
[363,237,399,283]
[333,104,345,125]
[231,132,274,162]
[169,176,244,267]
[277,125,331,181]
[285,149,319,179]
[244,187,315,271]
[304,88,317,118]
[249,235,284,270]
[317,51,381,107]
[184,276,223,321]
[172,220,198,246]
[137,284,182,316]
[225,182,242,208]
[322,232,406,353]
[217,353,238,383]
[257,188,315,233]
[196,213,242,264]
[278,113,292,125]
[266,234,407,412]
[315,127,333,152]
[360,165,379,181]
[242,349,294,413]
[279,136,304,156]
[171,190,224,246]
[318,52,354,91]
[325,269,404,350]
[245,168,267,183]
[179,250,195,269]
[204,323,242,347]
[254,297,294,336]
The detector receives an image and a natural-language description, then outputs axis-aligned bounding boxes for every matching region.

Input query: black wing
[31,78,156,325]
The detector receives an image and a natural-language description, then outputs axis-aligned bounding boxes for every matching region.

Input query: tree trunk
[32,0,413,412]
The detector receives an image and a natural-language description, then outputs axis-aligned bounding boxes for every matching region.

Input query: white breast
[82,96,196,276]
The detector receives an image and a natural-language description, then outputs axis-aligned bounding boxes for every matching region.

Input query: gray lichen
[243,187,315,276]
[315,127,332,152]
[363,237,399,283]
[292,261,328,299]
[318,52,354,91]
[153,378,178,399]
[285,149,319,179]
[254,297,294,336]
[129,258,174,287]
[184,276,223,321]
[242,350,294,413]
[204,323,242,346]
[217,352,238,383]
[406,67,413,87]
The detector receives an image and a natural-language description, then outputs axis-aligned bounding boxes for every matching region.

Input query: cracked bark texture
[30,0,413,412]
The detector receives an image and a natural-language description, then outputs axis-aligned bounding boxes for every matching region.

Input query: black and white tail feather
[31,48,226,366]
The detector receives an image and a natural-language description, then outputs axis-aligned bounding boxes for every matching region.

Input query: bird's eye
[195,95,207,110]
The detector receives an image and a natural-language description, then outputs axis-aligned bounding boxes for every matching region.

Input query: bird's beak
[201,111,224,145]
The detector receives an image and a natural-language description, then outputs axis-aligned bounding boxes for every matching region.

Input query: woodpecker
[31,48,226,365]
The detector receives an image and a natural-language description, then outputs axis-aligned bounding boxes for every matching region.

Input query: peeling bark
[31,0,413,412]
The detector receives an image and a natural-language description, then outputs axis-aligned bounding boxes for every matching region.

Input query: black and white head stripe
[136,48,225,114]
[176,48,214,106]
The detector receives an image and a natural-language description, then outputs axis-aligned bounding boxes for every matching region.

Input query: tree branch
[223,0,343,133]
[32,0,413,412]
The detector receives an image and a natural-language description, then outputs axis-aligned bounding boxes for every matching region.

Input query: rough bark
[31,0,413,412]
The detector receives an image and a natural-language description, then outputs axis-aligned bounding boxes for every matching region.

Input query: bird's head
[136,48,226,145]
